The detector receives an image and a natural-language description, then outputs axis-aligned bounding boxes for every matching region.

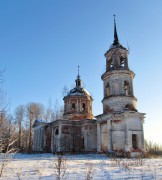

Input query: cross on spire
[76,65,82,87]
[77,65,80,79]
[114,14,116,23]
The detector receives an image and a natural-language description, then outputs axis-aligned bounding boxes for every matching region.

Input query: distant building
[33,17,145,156]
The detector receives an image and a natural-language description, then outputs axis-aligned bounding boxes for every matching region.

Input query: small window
[132,134,137,149]
[72,103,75,110]
[82,103,86,111]
[55,128,59,136]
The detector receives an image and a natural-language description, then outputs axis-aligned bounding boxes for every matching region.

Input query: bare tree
[0,70,9,153]
[26,102,44,153]
[0,70,7,114]
[54,99,63,120]
[145,139,162,155]
[0,112,18,177]
[14,105,25,151]
[44,98,55,122]
[62,85,69,97]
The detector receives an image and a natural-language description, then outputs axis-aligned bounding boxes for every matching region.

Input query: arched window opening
[132,134,137,149]
[124,81,129,95]
[120,57,125,67]
[125,104,136,111]
[105,83,110,97]
[82,103,86,111]
[55,128,59,136]
[107,59,113,70]
[78,81,81,86]
[72,103,75,110]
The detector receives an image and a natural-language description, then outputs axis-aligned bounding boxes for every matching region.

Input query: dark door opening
[132,134,137,149]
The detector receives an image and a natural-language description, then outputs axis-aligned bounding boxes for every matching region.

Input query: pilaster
[51,127,54,153]
[107,120,112,151]
[58,125,62,152]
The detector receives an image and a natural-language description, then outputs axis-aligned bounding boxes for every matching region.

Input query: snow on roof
[67,87,91,97]
[36,119,46,123]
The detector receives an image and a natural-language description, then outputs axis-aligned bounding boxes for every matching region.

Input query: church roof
[65,66,91,98]
[67,86,90,97]
[32,119,48,127]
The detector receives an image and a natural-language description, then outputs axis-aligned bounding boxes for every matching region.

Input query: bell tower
[96,16,145,155]
[102,15,137,114]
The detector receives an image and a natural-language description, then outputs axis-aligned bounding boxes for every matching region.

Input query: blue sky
[0,1,162,144]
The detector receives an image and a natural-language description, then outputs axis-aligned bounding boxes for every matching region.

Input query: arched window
[55,127,59,136]
[120,57,125,67]
[105,83,110,97]
[125,104,136,111]
[107,59,113,71]
[72,103,75,110]
[82,103,86,111]
[124,81,129,95]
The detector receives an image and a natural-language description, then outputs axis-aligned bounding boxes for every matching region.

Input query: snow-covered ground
[0,153,162,179]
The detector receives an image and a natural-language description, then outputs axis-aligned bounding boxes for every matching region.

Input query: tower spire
[113,15,119,45]
[76,65,81,87]
[77,65,80,79]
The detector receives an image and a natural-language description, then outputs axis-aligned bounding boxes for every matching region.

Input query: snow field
[0,153,162,179]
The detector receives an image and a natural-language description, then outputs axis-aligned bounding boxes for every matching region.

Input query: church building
[33,17,145,156]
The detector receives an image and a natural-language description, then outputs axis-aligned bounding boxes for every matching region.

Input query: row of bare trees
[14,101,63,153]
[0,71,63,153]
[1,101,63,153]
[144,139,162,155]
